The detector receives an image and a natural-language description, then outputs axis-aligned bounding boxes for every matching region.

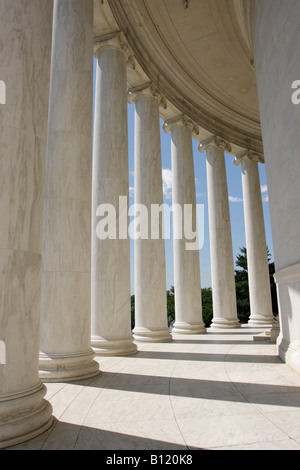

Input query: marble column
[0,0,53,448]
[163,115,206,334]
[252,0,300,371]
[234,151,274,327]
[91,34,137,355]
[39,0,99,381]
[199,137,240,329]
[128,84,171,342]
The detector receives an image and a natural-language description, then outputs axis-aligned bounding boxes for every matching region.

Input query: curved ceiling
[99,0,262,153]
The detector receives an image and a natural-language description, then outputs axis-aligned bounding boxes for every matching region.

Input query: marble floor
[6,326,300,450]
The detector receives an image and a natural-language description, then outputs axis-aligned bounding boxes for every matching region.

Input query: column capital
[162,114,199,135]
[94,32,135,69]
[127,83,167,109]
[198,135,232,153]
[233,150,264,166]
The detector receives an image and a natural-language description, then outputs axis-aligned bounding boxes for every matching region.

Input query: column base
[172,322,206,335]
[210,318,241,329]
[274,262,300,373]
[91,336,138,356]
[0,382,53,449]
[39,349,100,382]
[279,339,300,374]
[133,327,172,343]
[248,315,274,328]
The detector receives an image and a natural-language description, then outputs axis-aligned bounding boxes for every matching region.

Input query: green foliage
[235,247,250,324]
[268,261,278,316]
[234,246,278,324]
[201,287,213,327]
[235,246,248,271]
[166,286,175,326]
[131,294,135,330]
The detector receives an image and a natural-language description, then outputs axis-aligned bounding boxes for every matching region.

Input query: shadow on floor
[6,419,202,451]
[125,350,281,363]
[75,370,300,407]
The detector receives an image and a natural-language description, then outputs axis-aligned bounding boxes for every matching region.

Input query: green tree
[201,287,213,327]
[235,247,250,324]
[268,260,279,316]
[234,246,278,324]
[166,286,175,327]
[131,294,135,331]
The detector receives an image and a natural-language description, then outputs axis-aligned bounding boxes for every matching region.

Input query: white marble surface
[166,117,206,334]
[0,0,53,448]
[91,39,136,355]
[204,140,240,328]
[39,0,99,381]
[252,0,300,371]
[7,326,300,450]
[240,156,274,326]
[132,87,171,342]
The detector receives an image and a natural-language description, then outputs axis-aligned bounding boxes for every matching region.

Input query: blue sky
[93,60,274,293]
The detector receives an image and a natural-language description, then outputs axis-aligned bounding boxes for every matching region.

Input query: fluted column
[91,34,137,355]
[234,151,274,327]
[164,116,206,334]
[199,137,240,329]
[39,0,99,382]
[128,84,171,342]
[0,0,53,448]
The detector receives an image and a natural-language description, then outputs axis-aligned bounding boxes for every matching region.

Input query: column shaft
[91,37,137,355]
[252,0,300,371]
[132,88,171,342]
[39,0,99,381]
[240,155,273,326]
[165,117,206,334]
[0,0,53,448]
[204,139,240,328]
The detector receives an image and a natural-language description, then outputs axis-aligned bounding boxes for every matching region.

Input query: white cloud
[128,168,173,200]
[228,196,243,203]
[129,186,134,198]
[261,184,268,193]
[261,184,269,202]
[162,168,173,200]
[130,168,203,201]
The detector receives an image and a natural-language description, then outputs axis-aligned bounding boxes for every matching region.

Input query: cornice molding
[231,0,253,54]
[107,0,263,154]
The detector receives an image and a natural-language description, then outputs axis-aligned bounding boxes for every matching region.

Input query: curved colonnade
[0,0,299,448]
